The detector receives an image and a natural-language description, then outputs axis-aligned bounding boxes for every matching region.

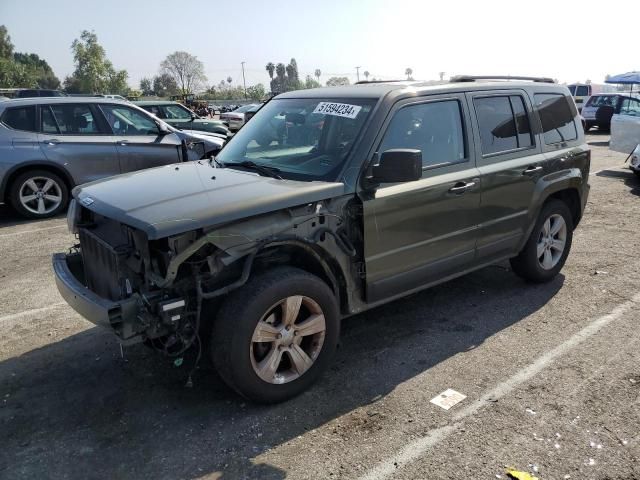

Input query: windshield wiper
[220,160,283,179]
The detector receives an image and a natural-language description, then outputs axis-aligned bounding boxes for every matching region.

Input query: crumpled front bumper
[52,252,138,335]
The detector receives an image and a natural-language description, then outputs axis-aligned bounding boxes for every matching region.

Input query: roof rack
[450,75,555,84]
[355,80,408,84]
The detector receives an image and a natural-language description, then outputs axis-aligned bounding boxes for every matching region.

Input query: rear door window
[534,94,578,145]
[473,95,533,155]
[41,106,59,133]
[47,104,100,134]
[2,106,37,132]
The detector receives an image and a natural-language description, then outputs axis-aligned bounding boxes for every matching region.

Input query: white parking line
[0,224,67,238]
[358,293,640,480]
[0,303,66,325]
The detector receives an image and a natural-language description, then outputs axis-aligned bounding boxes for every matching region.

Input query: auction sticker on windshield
[313,102,362,119]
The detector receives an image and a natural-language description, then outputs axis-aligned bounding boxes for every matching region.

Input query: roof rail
[450,75,555,84]
[355,79,408,84]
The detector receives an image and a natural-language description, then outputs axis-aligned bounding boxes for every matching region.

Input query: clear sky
[1,0,638,89]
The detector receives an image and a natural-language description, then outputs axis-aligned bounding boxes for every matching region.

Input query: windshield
[215,98,376,181]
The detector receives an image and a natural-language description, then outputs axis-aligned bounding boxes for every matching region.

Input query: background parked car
[134,100,229,136]
[582,93,640,131]
[567,83,591,112]
[0,97,223,219]
[219,103,260,131]
[15,89,67,98]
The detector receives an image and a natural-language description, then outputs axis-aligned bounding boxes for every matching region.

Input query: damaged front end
[54,197,361,357]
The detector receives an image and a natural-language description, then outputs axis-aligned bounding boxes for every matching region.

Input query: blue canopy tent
[605,71,640,97]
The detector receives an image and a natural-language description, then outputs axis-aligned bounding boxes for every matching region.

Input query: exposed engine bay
[69,197,364,357]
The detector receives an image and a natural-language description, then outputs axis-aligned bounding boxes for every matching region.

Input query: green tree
[246,83,266,100]
[139,77,153,96]
[363,70,370,81]
[160,51,207,95]
[405,67,413,80]
[304,75,321,89]
[266,62,275,80]
[326,76,350,87]
[153,73,178,97]
[314,69,321,82]
[0,25,14,59]
[13,53,60,89]
[0,26,60,89]
[64,30,129,94]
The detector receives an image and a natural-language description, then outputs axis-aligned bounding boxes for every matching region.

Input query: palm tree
[266,62,275,80]
[405,68,413,80]
[275,63,286,80]
[314,69,321,82]
[363,70,370,81]
[226,76,232,85]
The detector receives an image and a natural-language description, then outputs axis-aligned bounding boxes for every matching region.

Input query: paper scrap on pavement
[430,388,467,410]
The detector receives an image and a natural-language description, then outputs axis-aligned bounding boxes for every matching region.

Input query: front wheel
[510,199,574,283]
[211,267,339,403]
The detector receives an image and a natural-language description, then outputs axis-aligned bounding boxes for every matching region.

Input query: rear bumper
[52,252,138,335]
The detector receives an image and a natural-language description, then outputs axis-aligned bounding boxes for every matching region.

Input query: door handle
[43,139,60,146]
[448,181,475,194]
[523,165,543,175]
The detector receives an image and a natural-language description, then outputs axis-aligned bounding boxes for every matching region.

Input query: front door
[98,104,182,173]
[361,95,481,303]
[39,103,120,184]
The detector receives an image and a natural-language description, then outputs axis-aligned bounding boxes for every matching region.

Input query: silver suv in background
[0,98,224,219]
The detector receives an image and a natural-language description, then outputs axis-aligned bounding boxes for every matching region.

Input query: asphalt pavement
[1,133,639,479]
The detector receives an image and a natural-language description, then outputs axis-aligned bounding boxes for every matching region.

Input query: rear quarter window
[1,106,37,132]
[534,94,577,145]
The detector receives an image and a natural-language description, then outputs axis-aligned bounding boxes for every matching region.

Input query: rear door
[467,90,544,261]
[98,103,183,173]
[39,103,120,184]
[361,94,481,303]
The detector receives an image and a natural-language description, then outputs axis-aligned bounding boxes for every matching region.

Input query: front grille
[79,228,128,301]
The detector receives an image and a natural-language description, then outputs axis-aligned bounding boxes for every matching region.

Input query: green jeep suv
[54,76,590,403]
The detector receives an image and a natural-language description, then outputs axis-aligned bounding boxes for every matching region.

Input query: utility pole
[355,66,361,82]
[241,61,247,99]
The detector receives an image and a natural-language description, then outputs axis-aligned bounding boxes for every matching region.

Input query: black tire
[211,267,339,403]
[9,169,69,219]
[634,170,640,180]
[584,121,593,132]
[510,199,574,283]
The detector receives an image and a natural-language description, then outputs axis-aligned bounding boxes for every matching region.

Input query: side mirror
[371,149,422,183]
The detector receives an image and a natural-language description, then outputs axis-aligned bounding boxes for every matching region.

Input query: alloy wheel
[537,213,567,270]
[18,176,63,215]
[250,295,326,384]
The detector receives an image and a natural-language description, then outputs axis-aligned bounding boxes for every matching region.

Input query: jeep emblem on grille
[80,197,94,206]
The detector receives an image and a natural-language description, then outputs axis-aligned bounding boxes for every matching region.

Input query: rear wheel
[211,267,339,403]
[9,170,69,219]
[584,121,593,132]
[511,199,573,283]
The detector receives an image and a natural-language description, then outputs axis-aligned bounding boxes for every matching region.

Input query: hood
[74,162,345,239]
